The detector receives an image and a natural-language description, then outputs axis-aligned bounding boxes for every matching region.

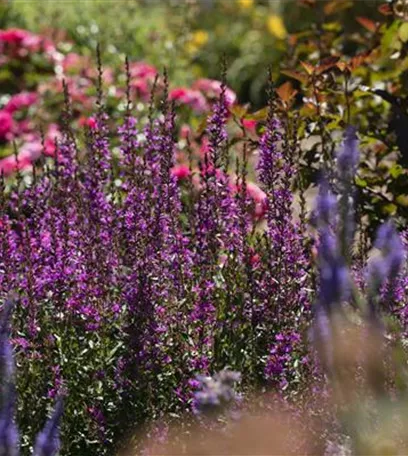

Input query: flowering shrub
[0,71,313,454]
[130,101,408,456]
[2,60,405,452]
[1,2,408,455]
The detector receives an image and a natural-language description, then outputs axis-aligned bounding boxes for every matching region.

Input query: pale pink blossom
[169,87,208,113]
[5,92,38,114]
[192,78,237,106]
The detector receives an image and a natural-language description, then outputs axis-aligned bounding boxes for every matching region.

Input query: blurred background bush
[1,0,383,107]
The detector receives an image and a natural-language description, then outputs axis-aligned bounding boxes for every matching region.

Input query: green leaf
[382,203,397,215]
[389,164,403,179]
[396,194,408,207]
[355,176,367,188]
[381,21,402,53]
[398,22,408,43]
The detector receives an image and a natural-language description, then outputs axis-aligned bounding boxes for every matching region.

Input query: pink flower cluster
[0,89,58,175]
[169,78,237,113]
[0,28,56,62]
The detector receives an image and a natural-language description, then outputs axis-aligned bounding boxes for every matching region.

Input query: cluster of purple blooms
[192,369,241,416]
[0,70,407,453]
[0,75,310,453]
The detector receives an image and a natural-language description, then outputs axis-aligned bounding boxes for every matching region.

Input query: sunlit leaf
[356,16,377,33]
[299,0,316,7]
[336,61,348,72]
[382,203,397,215]
[281,69,309,85]
[276,81,298,103]
[267,15,287,40]
[322,22,342,32]
[300,61,314,75]
[390,164,404,179]
[316,56,340,75]
[248,107,269,121]
[349,51,373,70]
[323,0,352,15]
[398,22,408,42]
[378,2,393,15]
[196,118,207,136]
[381,21,402,52]
[230,105,248,118]
[396,194,408,206]
[355,176,367,188]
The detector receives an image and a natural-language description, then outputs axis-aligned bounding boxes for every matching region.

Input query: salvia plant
[0,57,407,455]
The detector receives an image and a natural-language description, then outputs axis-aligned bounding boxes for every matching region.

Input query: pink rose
[5,92,38,114]
[62,52,84,72]
[180,124,192,139]
[171,164,190,180]
[246,182,267,220]
[43,124,61,156]
[246,181,266,204]
[242,118,257,132]
[0,110,14,140]
[169,87,208,113]
[0,150,32,176]
[129,62,157,79]
[130,79,150,100]
[0,28,29,45]
[79,116,97,130]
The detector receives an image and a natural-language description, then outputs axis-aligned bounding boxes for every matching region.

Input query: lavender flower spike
[314,179,337,228]
[33,397,64,456]
[318,227,350,312]
[337,125,359,180]
[0,298,15,381]
[368,221,405,296]
[0,388,19,456]
[0,298,19,456]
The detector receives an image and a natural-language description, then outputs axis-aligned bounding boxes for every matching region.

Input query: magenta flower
[0,28,30,45]
[4,92,38,114]
[171,164,190,180]
[0,111,14,141]
[169,87,208,113]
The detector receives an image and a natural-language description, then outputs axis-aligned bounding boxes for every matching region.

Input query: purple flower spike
[318,227,349,311]
[33,397,64,456]
[0,298,15,380]
[0,387,19,456]
[368,221,405,295]
[0,299,19,456]
[337,126,359,179]
[315,179,337,228]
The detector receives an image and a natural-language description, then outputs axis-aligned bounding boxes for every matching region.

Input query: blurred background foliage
[1,0,382,107]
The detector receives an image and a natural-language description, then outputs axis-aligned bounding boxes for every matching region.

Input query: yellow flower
[238,0,254,9]
[267,15,287,40]
[192,30,209,47]
[185,42,198,55]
